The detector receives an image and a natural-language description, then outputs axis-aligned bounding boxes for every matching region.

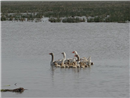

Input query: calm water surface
[1,22,129,97]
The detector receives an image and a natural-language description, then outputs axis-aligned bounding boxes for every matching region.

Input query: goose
[72,51,87,61]
[88,57,94,65]
[72,51,94,66]
[72,51,79,61]
[64,59,70,68]
[74,54,88,68]
[72,51,78,55]
[87,56,92,67]
[49,53,56,66]
[75,55,86,68]
[74,55,81,68]
[60,52,70,68]
[81,56,94,67]
[60,52,66,68]
[72,62,77,68]
[68,58,77,68]
[62,52,75,68]
[61,52,76,68]
[56,59,62,65]
[49,53,61,67]
[72,51,88,68]
[63,53,71,68]
[54,62,61,67]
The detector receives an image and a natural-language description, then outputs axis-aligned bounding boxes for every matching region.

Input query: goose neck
[76,54,80,61]
[51,54,54,62]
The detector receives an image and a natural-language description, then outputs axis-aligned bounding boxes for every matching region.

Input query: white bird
[60,52,66,68]
[72,51,87,62]
[72,51,94,67]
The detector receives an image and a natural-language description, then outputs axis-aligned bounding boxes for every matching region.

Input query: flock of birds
[49,51,93,68]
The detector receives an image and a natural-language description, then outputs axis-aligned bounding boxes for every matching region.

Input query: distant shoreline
[1,1,130,23]
[2,0,130,2]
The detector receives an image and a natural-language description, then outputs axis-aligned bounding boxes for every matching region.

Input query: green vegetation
[1,1,130,23]
[1,89,7,92]
[3,0,129,2]
[49,17,61,22]
[62,17,85,23]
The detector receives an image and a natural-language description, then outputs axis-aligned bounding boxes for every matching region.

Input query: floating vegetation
[1,87,26,93]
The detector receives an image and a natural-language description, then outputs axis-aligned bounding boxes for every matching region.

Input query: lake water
[1,22,129,97]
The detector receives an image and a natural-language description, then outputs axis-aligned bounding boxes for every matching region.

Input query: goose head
[61,52,66,60]
[49,53,53,55]
[72,51,78,55]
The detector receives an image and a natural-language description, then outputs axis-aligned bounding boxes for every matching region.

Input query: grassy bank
[1,1,130,23]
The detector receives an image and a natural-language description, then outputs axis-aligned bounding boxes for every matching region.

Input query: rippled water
[1,22,129,97]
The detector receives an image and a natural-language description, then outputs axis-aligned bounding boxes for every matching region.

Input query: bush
[62,17,85,23]
[1,16,6,21]
[49,17,61,22]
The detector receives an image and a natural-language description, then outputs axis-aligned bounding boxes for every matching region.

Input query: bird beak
[72,51,74,53]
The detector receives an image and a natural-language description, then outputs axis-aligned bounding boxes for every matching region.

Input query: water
[1,22,129,97]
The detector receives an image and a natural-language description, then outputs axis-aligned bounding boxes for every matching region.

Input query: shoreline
[1,1,130,23]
